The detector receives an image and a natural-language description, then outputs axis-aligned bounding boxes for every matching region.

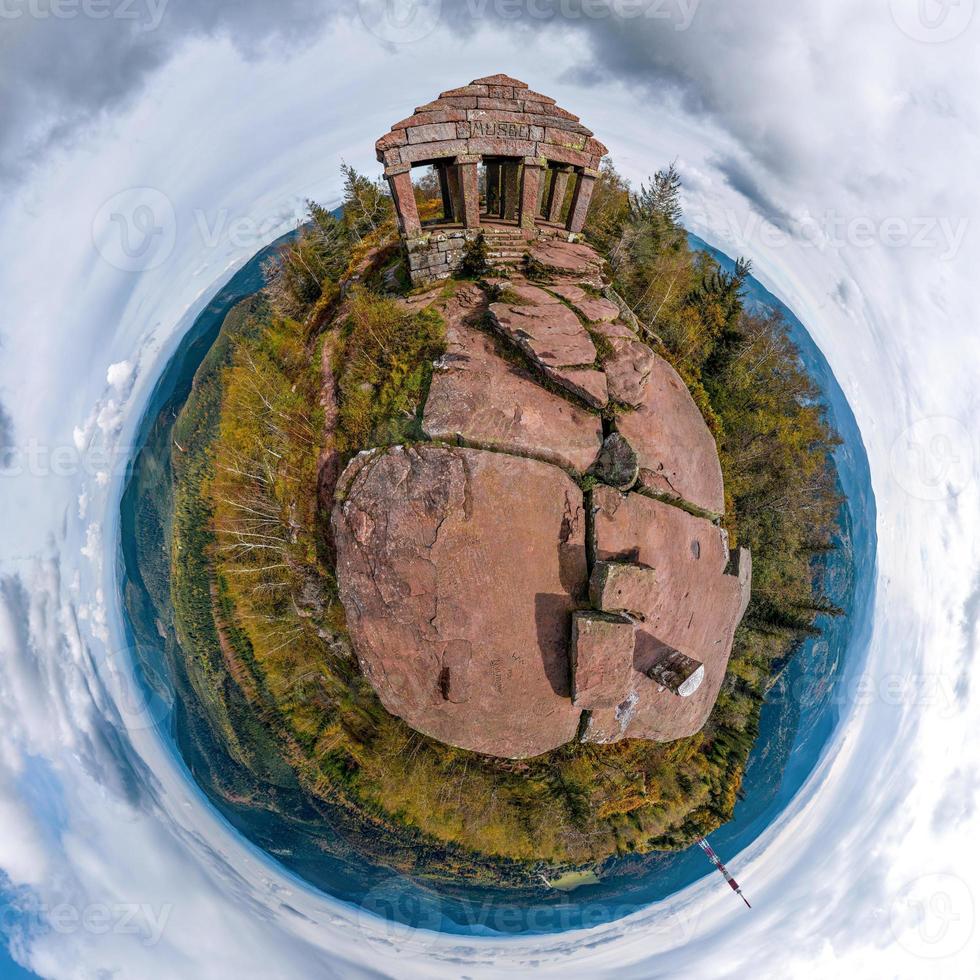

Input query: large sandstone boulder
[332,445,587,758]
[328,239,750,760]
[582,487,748,743]
[614,353,725,515]
[488,294,608,408]
[422,303,603,473]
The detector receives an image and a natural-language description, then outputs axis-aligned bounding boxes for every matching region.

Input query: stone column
[546,166,573,224]
[455,155,481,229]
[502,161,521,221]
[518,158,544,238]
[566,168,599,234]
[385,163,421,237]
[446,164,464,226]
[436,161,454,223]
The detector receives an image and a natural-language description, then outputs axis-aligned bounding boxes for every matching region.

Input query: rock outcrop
[581,486,748,744]
[332,445,587,759]
[329,237,750,759]
[423,287,603,473]
[488,292,608,408]
[615,354,725,515]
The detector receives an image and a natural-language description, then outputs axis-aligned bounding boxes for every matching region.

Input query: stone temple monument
[334,75,752,760]
[375,73,607,284]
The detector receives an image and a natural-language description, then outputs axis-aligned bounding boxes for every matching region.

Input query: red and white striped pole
[697,837,751,908]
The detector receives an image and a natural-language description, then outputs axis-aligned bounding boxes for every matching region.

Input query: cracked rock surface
[332,444,587,758]
[328,239,749,759]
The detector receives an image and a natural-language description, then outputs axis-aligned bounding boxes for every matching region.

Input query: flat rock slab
[423,316,603,473]
[582,487,748,743]
[571,611,635,709]
[529,240,605,285]
[615,353,725,515]
[545,365,608,409]
[546,283,620,323]
[594,321,657,408]
[489,300,596,369]
[332,445,587,759]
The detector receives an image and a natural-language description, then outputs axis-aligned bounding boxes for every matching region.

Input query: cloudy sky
[1,1,979,977]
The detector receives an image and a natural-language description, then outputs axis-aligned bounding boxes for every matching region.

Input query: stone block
[571,611,635,710]
[589,560,658,620]
[585,137,608,158]
[406,122,460,144]
[398,139,469,164]
[376,130,408,152]
[394,108,467,129]
[441,84,489,97]
[436,96,479,110]
[645,649,705,698]
[526,101,578,121]
[522,88,557,105]
[528,115,592,135]
[544,127,588,151]
[468,137,538,158]
[472,73,528,89]
[538,143,592,168]
[476,96,523,111]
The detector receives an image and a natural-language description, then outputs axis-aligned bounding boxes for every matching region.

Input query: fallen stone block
[570,611,635,710]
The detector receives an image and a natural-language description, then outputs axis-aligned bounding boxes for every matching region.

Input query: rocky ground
[327,237,750,760]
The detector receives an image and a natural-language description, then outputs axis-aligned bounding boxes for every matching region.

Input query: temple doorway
[479,157,523,222]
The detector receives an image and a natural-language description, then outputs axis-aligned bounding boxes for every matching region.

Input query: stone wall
[405,229,478,283]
